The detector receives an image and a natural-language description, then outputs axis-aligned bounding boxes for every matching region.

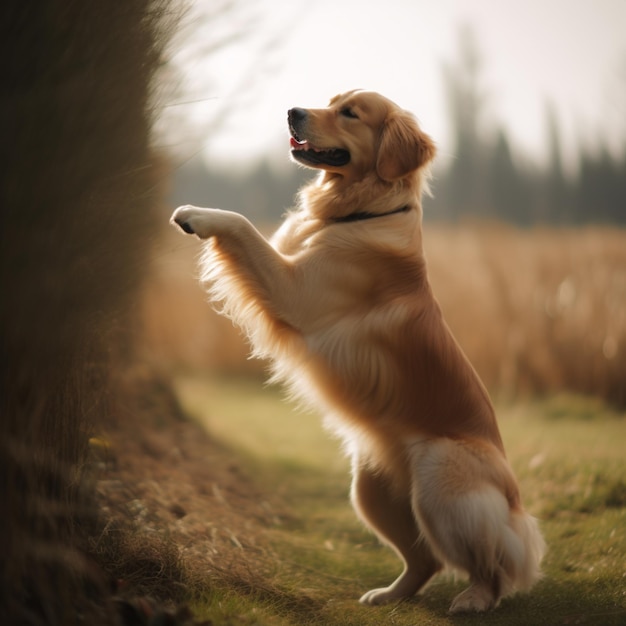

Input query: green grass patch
[175,375,626,625]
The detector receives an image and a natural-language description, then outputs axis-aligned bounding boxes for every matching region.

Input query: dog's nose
[288,108,307,124]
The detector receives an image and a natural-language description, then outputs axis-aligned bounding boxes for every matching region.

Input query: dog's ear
[376,112,436,182]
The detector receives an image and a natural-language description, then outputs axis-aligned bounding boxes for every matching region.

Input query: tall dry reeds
[144,222,626,409]
[0,1,176,622]
[425,223,625,408]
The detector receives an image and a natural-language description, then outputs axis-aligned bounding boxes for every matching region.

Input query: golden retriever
[171,90,545,613]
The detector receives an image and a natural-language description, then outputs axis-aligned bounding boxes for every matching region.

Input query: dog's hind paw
[449,583,499,613]
[359,587,402,605]
[359,581,419,605]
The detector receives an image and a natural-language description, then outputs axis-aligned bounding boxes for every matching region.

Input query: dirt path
[92,367,286,620]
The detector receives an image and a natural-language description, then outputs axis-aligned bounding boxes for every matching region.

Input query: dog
[171,90,545,613]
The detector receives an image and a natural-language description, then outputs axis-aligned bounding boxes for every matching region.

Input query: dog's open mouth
[290,136,350,167]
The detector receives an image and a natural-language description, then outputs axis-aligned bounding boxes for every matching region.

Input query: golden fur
[171,90,545,613]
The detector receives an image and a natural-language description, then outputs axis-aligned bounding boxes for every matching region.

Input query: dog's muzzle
[287,107,350,167]
[288,107,308,141]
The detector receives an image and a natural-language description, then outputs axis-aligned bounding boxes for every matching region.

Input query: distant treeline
[431,118,626,226]
[170,135,625,226]
[433,28,626,225]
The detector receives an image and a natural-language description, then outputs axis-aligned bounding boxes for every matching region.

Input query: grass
[173,375,626,625]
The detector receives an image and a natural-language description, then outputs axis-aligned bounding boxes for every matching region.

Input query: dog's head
[288,90,435,183]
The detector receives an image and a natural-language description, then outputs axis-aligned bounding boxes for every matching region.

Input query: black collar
[330,204,411,224]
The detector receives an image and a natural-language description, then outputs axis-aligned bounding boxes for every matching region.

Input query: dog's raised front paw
[170,205,210,238]
[178,220,195,234]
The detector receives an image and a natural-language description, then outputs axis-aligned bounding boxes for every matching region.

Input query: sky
[165,0,626,174]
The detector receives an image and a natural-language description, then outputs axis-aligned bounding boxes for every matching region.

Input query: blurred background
[2,1,624,622]
[147,0,626,408]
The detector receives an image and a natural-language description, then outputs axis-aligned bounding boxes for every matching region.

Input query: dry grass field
[141,221,626,408]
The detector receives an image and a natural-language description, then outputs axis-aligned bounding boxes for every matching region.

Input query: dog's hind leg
[351,460,441,605]
[408,438,545,613]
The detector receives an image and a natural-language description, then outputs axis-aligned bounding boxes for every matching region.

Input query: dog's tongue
[290,137,308,150]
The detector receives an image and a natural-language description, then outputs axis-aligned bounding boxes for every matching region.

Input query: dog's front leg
[170,205,297,324]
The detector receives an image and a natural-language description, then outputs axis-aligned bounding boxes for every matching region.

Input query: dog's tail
[503,508,546,593]
[416,485,546,600]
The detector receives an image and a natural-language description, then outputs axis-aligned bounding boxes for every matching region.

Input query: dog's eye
[340,107,358,119]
